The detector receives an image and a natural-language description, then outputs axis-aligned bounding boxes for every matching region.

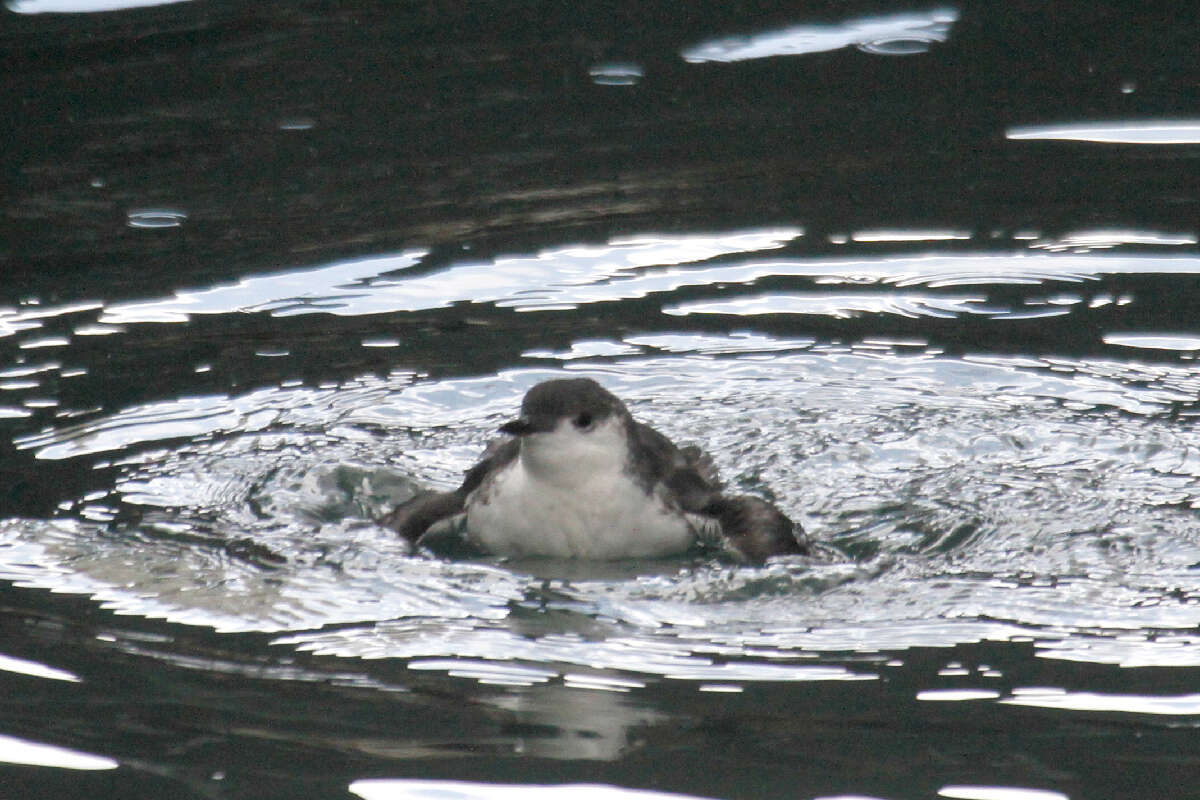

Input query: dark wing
[629,419,808,561]
[380,437,519,542]
[702,495,810,561]
[628,420,722,513]
[379,489,464,542]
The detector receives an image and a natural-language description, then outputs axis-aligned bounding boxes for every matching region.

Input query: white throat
[464,414,695,559]
[518,414,630,486]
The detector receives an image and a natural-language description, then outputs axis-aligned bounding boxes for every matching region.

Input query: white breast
[463,417,695,559]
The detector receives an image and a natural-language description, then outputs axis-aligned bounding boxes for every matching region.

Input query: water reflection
[681,8,959,63]
[1007,120,1200,144]
[0,652,80,682]
[851,229,972,243]
[99,231,803,321]
[1103,333,1200,352]
[126,208,188,229]
[589,62,644,86]
[0,733,117,770]
[7,0,189,11]
[938,787,1067,800]
[5,220,1200,706]
[99,250,429,324]
[1029,229,1197,252]
[5,343,1200,676]
[663,291,998,320]
[75,238,1200,327]
[1,301,102,339]
[350,779,714,800]
[916,689,1001,702]
[1002,687,1200,715]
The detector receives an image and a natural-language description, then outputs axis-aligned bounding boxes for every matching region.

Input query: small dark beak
[499,415,555,436]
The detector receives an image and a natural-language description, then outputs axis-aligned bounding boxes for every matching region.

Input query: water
[3,2,1200,799]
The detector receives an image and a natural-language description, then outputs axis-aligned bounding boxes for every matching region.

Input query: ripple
[100,249,426,324]
[857,36,946,56]
[61,238,1200,331]
[407,658,558,687]
[916,689,1001,702]
[7,344,1200,670]
[0,652,80,682]
[1001,687,1200,715]
[939,788,1068,800]
[350,780,715,800]
[588,62,644,86]
[1102,333,1200,352]
[663,291,997,320]
[1029,228,1197,252]
[277,117,316,131]
[125,208,188,229]
[851,228,972,242]
[97,231,802,322]
[0,734,117,771]
[7,0,189,10]
[1007,120,1200,144]
[682,8,958,63]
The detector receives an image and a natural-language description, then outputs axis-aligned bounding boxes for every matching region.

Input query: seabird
[382,377,808,562]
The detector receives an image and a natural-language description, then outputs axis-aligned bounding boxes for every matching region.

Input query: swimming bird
[382,377,807,562]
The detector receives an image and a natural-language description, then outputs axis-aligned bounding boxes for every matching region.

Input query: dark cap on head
[500,378,627,436]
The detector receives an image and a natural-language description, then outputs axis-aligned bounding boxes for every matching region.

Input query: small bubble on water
[126,208,188,229]
[588,62,644,86]
[857,36,939,55]
[278,117,315,131]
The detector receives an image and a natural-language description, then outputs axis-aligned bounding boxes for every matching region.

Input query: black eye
[573,412,593,429]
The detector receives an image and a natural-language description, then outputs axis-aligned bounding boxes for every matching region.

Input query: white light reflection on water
[350,779,715,800]
[663,291,999,320]
[19,335,70,349]
[100,250,428,324]
[588,62,644,86]
[1002,687,1200,715]
[523,339,643,361]
[98,230,799,322]
[939,787,1068,800]
[1030,228,1197,252]
[916,689,1001,702]
[5,343,1200,680]
[1034,633,1200,668]
[0,516,519,633]
[1103,333,1200,352]
[0,734,117,770]
[682,8,958,63]
[0,652,80,682]
[125,208,188,229]
[1,301,103,339]
[1007,120,1200,144]
[7,0,189,11]
[85,246,1200,325]
[851,229,972,243]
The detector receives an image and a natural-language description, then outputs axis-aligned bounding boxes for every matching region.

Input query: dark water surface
[3,2,1200,798]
